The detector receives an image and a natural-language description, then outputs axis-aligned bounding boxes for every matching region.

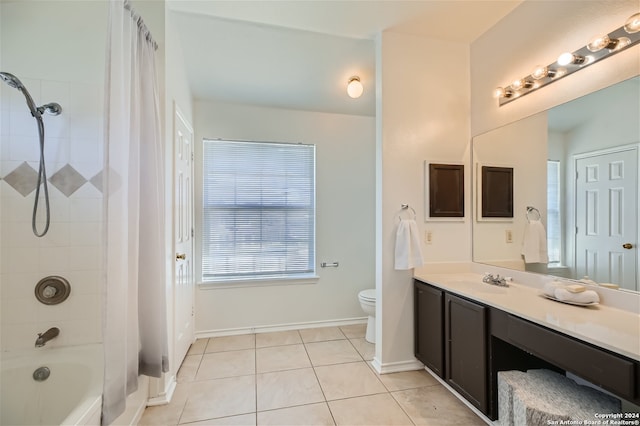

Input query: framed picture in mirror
[479,165,513,220]
[424,162,464,221]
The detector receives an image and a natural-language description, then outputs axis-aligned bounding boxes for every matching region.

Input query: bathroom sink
[476,284,508,294]
[448,279,509,295]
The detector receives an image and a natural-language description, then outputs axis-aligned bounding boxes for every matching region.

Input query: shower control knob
[42,285,57,298]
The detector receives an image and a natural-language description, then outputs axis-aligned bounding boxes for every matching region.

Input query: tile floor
[139,324,486,425]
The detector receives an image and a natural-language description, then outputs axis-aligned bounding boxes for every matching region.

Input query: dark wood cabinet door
[445,293,487,413]
[414,281,444,377]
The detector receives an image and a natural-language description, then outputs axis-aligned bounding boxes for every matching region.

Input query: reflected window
[547,160,561,265]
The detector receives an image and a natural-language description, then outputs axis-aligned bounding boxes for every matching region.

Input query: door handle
[176,253,186,260]
[622,243,633,250]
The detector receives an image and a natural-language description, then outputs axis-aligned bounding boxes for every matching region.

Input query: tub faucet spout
[35,327,59,347]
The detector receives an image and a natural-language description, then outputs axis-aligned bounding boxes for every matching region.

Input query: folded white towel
[521,219,548,264]
[554,288,600,304]
[543,281,561,297]
[395,219,424,270]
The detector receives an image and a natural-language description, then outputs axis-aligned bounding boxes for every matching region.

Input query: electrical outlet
[425,230,433,244]
[505,230,513,243]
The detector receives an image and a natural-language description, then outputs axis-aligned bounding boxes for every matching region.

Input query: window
[547,160,561,265]
[202,139,316,282]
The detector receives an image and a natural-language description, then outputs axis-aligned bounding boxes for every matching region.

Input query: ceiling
[168,0,522,116]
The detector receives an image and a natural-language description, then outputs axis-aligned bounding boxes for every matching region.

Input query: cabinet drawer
[507,315,635,399]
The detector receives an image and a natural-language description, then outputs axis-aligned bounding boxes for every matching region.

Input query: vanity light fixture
[347,76,364,99]
[494,12,640,106]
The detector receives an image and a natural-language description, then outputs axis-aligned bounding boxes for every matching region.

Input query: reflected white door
[174,105,195,367]
[575,147,638,290]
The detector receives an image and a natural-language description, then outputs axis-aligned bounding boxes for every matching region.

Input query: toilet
[358,289,376,343]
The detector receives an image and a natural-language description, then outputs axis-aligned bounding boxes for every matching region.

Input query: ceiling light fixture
[494,12,640,106]
[347,76,364,99]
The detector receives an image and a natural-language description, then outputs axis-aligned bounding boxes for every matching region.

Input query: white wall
[193,100,375,333]
[375,31,470,370]
[471,0,639,136]
[0,1,107,351]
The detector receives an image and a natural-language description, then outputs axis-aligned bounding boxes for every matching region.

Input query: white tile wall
[0,78,104,351]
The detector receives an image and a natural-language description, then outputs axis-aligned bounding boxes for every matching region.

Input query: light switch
[425,230,433,244]
[505,230,513,243]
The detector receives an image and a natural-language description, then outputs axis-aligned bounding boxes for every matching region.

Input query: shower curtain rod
[123,0,158,51]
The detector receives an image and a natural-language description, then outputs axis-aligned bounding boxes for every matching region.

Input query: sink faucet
[35,327,59,347]
[483,273,509,287]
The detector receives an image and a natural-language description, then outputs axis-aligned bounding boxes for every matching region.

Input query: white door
[575,147,638,291]
[174,105,195,367]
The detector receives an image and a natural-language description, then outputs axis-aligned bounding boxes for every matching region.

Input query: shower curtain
[102,1,168,424]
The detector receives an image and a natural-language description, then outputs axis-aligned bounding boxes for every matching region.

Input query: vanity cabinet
[444,293,487,413]
[414,278,640,421]
[414,282,444,377]
[414,281,488,413]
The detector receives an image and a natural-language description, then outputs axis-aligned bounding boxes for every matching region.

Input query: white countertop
[413,269,640,361]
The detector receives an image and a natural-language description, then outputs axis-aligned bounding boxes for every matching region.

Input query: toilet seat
[358,289,376,301]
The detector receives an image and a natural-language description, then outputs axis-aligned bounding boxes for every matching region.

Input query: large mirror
[472,76,640,292]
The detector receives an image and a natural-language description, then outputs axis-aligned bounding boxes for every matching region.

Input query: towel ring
[397,204,417,222]
[526,206,541,221]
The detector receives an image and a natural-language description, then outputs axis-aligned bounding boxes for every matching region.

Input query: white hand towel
[521,219,548,264]
[395,219,424,270]
[554,288,600,304]
[543,281,561,297]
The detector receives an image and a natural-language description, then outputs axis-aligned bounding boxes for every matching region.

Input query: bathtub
[0,344,103,426]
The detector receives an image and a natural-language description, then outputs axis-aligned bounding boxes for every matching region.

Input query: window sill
[199,275,320,290]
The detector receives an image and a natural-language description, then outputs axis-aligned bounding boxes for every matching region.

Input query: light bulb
[624,12,640,34]
[531,65,548,80]
[614,37,632,51]
[512,79,525,90]
[347,77,364,98]
[557,52,585,66]
[587,35,617,52]
[554,67,567,78]
[493,87,505,98]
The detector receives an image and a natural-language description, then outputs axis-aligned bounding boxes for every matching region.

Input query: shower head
[0,71,24,89]
[0,71,61,118]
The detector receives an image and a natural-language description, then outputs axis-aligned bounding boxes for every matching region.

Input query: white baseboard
[147,375,176,406]
[371,357,424,374]
[195,317,367,339]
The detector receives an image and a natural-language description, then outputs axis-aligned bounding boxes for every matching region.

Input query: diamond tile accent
[49,164,87,196]
[3,161,38,196]
[89,170,103,193]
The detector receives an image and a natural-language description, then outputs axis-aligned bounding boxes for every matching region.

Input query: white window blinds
[202,139,316,281]
[547,160,561,265]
